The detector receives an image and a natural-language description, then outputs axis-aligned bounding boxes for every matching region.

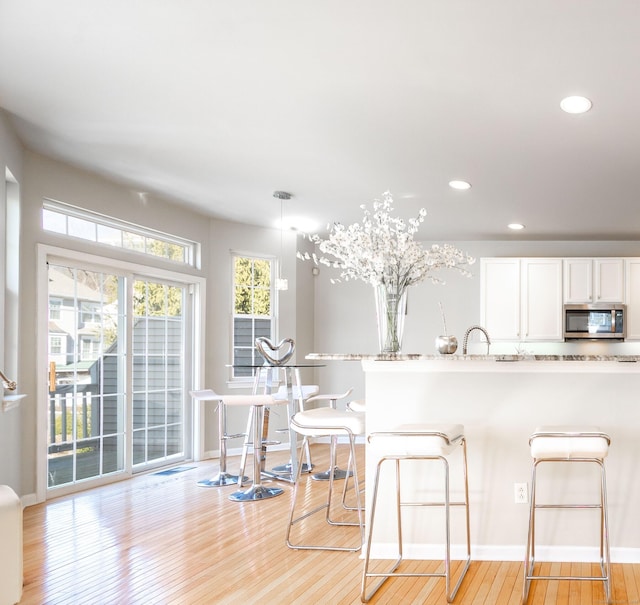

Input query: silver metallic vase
[435,335,458,354]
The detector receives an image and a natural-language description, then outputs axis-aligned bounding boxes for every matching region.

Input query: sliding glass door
[47,261,189,492]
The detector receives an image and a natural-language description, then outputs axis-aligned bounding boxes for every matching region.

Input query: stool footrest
[526,574,608,582]
[223,432,246,440]
[534,503,602,509]
[362,556,471,604]
[400,500,468,508]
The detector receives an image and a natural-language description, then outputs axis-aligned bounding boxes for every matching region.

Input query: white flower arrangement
[298,191,475,291]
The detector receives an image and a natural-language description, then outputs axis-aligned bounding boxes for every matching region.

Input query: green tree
[234,257,271,315]
[133,281,183,317]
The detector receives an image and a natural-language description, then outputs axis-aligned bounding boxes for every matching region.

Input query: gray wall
[0,109,24,492]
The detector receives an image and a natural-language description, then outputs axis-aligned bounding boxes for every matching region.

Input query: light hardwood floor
[21,445,640,604]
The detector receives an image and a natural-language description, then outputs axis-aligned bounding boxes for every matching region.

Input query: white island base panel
[362,358,640,563]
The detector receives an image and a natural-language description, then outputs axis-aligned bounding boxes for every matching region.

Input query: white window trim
[42,198,200,268]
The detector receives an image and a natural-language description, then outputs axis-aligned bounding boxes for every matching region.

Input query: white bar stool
[189,389,248,487]
[285,407,365,551]
[522,426,611,604]
[226,393,289,502]
[362,424,471,603]
[305,387,354,481]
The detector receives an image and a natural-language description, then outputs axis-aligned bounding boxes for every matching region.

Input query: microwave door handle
[611,310,616,333]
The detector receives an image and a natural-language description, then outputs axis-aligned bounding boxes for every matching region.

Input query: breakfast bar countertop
[306,352,640,362]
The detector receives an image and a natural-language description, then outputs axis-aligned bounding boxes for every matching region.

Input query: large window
[232,255,274,378]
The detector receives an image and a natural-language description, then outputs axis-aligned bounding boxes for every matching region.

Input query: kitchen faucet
[462,325,491,355]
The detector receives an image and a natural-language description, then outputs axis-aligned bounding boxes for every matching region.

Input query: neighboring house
[48,266,107,386]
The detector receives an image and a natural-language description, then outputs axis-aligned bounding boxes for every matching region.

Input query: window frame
[42,198,199,268]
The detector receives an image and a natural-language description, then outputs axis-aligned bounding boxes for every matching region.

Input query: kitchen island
[308,353,640,562]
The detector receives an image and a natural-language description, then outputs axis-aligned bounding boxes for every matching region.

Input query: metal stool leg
[522,462,537,603]
[229,404,284,502]
[600,461,611,603]
[341,447,365,511]
[237,406,254,487]
[361,457,403,602]
[196,397,247,487]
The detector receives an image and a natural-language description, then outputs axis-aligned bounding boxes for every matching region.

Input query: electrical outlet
[514,482,528,504]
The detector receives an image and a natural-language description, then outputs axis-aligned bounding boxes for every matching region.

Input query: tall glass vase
[374,285,408,353]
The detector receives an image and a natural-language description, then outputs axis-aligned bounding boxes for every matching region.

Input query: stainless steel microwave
[563,303,626,340]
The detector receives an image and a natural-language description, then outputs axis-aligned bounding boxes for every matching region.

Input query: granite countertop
[306,353,640,362]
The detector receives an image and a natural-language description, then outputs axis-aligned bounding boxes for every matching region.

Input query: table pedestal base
[272,462,313,474]
[312,467,352,481]
[197,472,248,487]
[229,484,284,501]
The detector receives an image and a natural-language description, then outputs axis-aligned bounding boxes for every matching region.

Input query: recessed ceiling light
[560,96,592,114]
[449,180,471,190]
[508,223,525,231]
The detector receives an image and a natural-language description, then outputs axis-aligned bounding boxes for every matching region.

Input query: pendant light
[273,191,292,291]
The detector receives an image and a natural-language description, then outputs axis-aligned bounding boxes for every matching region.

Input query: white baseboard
[21,493,37,507]
[367,542,640,564]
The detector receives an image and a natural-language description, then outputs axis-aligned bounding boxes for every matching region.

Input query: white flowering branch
[298,191,475,291]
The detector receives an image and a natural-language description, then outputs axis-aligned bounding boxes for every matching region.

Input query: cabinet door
[480,259,520,340]
[625,260,640,340]
[563,259,593,303]
[595,259,624,302]
[521,259,563,340]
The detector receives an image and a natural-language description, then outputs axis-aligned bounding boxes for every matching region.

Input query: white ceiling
[1,1,640,240]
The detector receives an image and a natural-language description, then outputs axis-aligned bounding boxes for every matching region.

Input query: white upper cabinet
[563,259,592,302]
[563,259,624,303]
[625,259,640,340]
[521,259,563,341]
[481,258,563,341]
[596,259,625,302]
[480,258,520,340]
